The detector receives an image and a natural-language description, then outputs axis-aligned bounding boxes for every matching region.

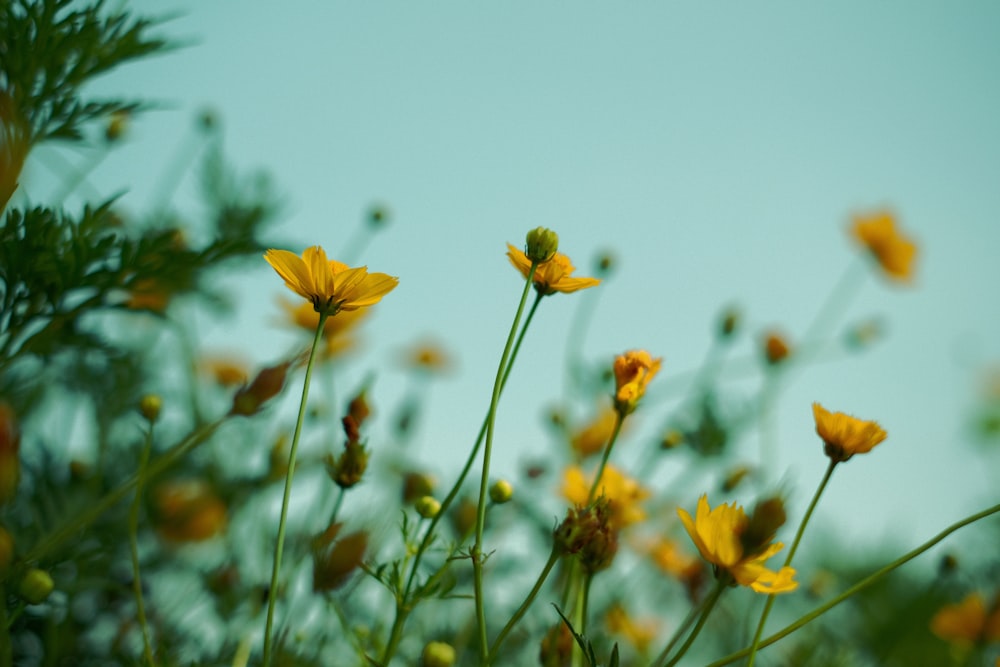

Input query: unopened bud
[230,361,292,416]
[104,111,129,142]
[661,429,685,450]
[525,227,559,263]
[18,568,54,605]
[415,495,441,519]
[719,306,740,338]
[367,204,391,229]
[139,394,162,423]
[594,251,615,276]
[721,465,751,492]
[489,479,513,504]
[740,496,787,556]
[327,441,369,489]
[421,641,456,667]
[762,332,791,365]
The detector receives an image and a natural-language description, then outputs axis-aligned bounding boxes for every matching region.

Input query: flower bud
[660,429,684,450]
[421,641,456,667]
[367,203,391,229]
[415,495,441,519]
[489,479,514,504]
[312,523,368,592]
[104,110,129,142]
[719,306,741,338]
[525,227,559,263]
[18,568,54,605]
[230,361,292,416]
[721,465,751,492]
[554,498,619,571]
[327,441,369,489]
[138,394,162,423]
[539,622,573,667]
[449,496,477,537]
[762,331,791,365]
[740,496,787,556]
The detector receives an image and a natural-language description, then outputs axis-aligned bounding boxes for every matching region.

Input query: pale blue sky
[41,2,1000,555]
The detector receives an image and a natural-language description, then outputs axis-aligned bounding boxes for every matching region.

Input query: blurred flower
[153,479,227,543]
[569,402,619,458]
[0,403,21,506]
[326,441,369,489]
[201,355,250,388]
[0,91,29,213]
[230,360,292,416]
[104,110,130,142]
[812,402,887,463]
[677,495,797,594]
[539,621,573,667]
[762,331,791,365]
[562,465,649,529]
[125,278,172,313]
[850,210,917,283]
[279,297,368,359]
[401,339,453,374]
[605,603,658,654]
[613,350,662,414]
[311,523,368,592]
[720,465,751,493]
[930,592,1000,647]
[264,246,398,315]
[506,244,601,295]
[645,537,705,599]
[402,472,436,504]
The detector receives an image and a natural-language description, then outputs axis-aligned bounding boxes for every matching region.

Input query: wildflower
[605,603,658,654]
[506,244,601,295]
[421,642,456,667]
[312,523,368,592]
[677,495,798,594]
[153,479,228,543]
[930,592,1000,647]
[762,331,791,365]
[562,465,649,529]
[0,403,20,506]
[0,91,29,213]
[569,403,619,458]
[850,210,917,282]
[812,402,887,463]
[613,350,662,414]
[264,246,398,315]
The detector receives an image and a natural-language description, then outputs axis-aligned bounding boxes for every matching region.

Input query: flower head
[569,402,619,458]
[613,350,662,414]
[930,592,1000,648]
[264,246,398,315]
[812,402,887,463]
[153,479,228,543]
[762,331,792,365]
[562,464,649,529]
[850,210,917,283]
[677,495,798,594]
[506,244,601,295]
[605,603,659,654]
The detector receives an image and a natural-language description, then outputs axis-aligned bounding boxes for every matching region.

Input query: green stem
[570,575,587,667]
[473,264,538,663]
[330,486,346,526]
[128,426,156,666]
[661,579,727,667]
[17,420,223,569]
[705,501,1000,667]
[262,311,329,667]
[586,410,625,504]
[379,293,545,666]
[488,547,561,661]
[746,459,837,666]
[0,585,10,667]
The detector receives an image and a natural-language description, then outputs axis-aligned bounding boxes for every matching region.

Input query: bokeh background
[22,2,1000,560]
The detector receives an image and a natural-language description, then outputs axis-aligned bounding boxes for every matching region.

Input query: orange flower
[812,402,887,463]
[605,603,658,654]
[506,244,600,295]
[762,331,791,365]
[153,479,227,543]
[613,350,662,414]
[278,297,368,359]
[677,495,797,594]
[850,210,917,282]
[569,402,619,458]
[201,355,250,387]
[930,592,1000,647]
[562,464,649,529]
[401,339,453,374]
[264,246,398,315]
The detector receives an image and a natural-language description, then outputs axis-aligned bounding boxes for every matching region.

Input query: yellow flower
[605,603,658,654]
[850,210,917,282]
[613,350,662,413]
[201,355,250,387]
[264,246,398,315]
[569,402,619,458]
[401,338,453,374]
[812,402,888,463]
[677,495,798,594]
[506,244,601,295]
[562,464,649,529]
[279,297,369,359]
[930,592,1000,647]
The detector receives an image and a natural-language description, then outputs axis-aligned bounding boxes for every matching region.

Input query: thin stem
[746,459,837,666]
[18,420,223,569]
[379,292,545,666]
[488,547,561,661]
[570,576,587,667]
[262,311,329,667]
[0,585,10,667]
[704,502,1000,667]
[128,425,156,666]
[329,486,346,526]
[662,579,727,667]
[586,410,625,504]
[473,264,538,663]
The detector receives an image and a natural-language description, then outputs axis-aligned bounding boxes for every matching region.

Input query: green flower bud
[489,479,513,504]
[139,394,162,423]
[415,495,441,519]
[525,227,559,263]
[421,641,456,667]
[19,568,54,605]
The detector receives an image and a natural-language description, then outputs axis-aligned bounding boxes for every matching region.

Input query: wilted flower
[850,210,917,283]
[613,350,662,414]
[562,465,649,529]
[677,495,797,594]
[812,402,887,463]
[506,244,601,295]
[264,246,398,315]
